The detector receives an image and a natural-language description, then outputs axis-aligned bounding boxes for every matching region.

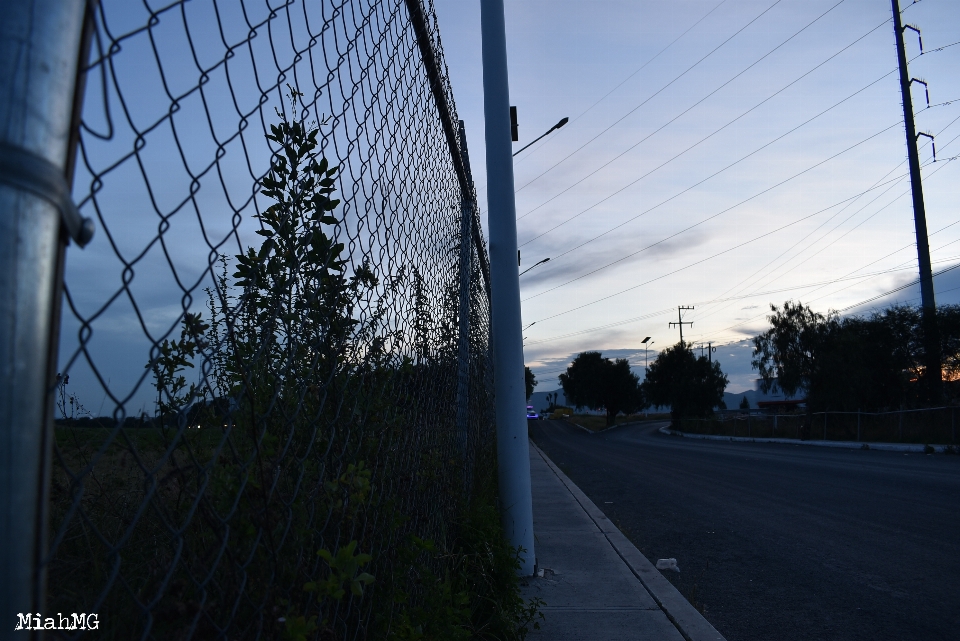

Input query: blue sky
[58,0,960,416]
[432,0,960,392]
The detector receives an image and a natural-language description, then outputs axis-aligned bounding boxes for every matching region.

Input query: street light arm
[519,257,549,276]
[512,117,569,157]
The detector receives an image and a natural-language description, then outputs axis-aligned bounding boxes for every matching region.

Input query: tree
[751,301,828,399]
[739,396,749,410]
[559,352,642,426]
[525,366,537,401]
[544,391,558,412]
[752,301,921,413]
[641,343,727,421]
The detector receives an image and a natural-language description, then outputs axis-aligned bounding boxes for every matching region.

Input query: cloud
[519,228,709,293]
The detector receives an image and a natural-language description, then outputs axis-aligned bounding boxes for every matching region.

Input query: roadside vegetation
[558,352,643,426]
[661,300,960,445]
[753,301,960,411]
[641,343,727,422]
[48,102,540,640]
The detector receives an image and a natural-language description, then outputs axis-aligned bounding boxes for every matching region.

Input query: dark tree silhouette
[559,352,642,426]
[641,343,727,421]
[525,366,537,401]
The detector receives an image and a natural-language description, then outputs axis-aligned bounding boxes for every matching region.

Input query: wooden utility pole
[669,306,694,346]
[695,342,716,363]
[891,0,942,401]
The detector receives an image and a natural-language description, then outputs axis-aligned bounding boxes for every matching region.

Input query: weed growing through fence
[49,95,537,640]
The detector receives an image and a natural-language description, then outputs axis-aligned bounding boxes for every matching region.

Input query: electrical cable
[690,160,911,325]
[513,0,785,196]
[523,256,959,348]
[689,118,960,328]
[522,122,903,305]
[524,148,958,344]
[515,0,863,224]
[519,40,956,308]
[511,0,730,168]
[694,165,960,343]
[694,141,960,338]
[518,67,899,255]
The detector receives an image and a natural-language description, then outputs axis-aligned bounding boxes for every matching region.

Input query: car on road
[526,405,540,420]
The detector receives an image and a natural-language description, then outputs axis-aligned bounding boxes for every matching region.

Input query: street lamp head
[555,117,569,130]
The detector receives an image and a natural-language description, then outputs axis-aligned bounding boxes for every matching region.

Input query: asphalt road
[528,419,960,641]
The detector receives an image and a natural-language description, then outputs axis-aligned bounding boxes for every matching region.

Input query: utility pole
[695,342,716,362]
[0,0,91,627]
[669,306,694,346]
[891,0,942,400]
[480,0,535,576]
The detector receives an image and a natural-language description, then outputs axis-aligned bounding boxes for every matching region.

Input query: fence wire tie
[0,142,94,247]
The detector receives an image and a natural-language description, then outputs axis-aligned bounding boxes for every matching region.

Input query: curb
[529,440,726,641]
[658,426,955,453]
[564,418,668,435]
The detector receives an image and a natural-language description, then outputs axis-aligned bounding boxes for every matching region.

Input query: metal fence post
[480,0,535,576]
[0,0,89,631]
[857,409,861,442]
[455,121,474,478]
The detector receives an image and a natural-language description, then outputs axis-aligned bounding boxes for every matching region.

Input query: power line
[516,0,861,224]
[523,256,960,348]
[520,39,957,304]
[523,122,903,305]
[510,0,730,168]
[693,128,960,334]
[690,160,912,325]
[525,143,958,335]
[512,0,785,197]
[477,0,731,202]
[515,39,951,284]
[689,117,960,329]
[693,165,960,344]
[521,156,951,349]
[518,64,899,256]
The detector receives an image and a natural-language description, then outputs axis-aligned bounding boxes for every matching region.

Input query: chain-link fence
[678,407,960,445]
[26,0,507,638]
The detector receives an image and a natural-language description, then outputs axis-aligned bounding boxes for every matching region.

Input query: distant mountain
[723,388,802,410]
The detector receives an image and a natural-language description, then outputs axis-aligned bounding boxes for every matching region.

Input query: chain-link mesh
[48,0,495,638]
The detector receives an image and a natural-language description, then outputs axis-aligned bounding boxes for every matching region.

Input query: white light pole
[641,336,652,373]
[481,0,535,575]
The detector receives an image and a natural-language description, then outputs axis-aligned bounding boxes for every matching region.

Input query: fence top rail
[404,0,490,293]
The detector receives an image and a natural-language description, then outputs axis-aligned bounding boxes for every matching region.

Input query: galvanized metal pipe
[480,0,535,575]
[456,121,474,482]
[0,0,87,631]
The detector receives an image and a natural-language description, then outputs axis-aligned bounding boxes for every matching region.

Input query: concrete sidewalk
[522,440,726,641]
